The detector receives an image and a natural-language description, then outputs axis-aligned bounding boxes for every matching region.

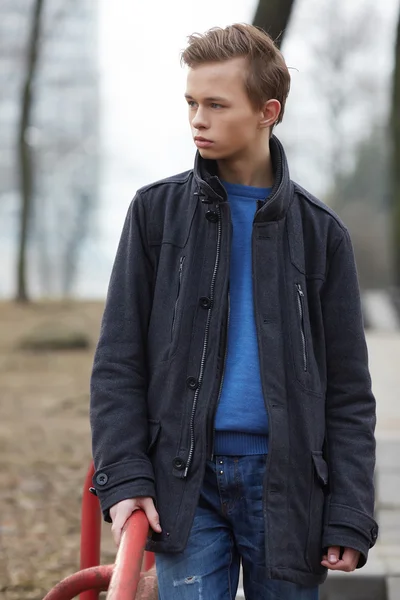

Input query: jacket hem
[270,566,328,587]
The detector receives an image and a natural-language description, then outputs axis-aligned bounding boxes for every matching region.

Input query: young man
[90,23,378,599]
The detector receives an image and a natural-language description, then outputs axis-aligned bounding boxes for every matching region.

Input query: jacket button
[186,376,199,390]
[173,457,185,470]
[96,473,108,486]
[205,210,219,222]
[199,296,212,309]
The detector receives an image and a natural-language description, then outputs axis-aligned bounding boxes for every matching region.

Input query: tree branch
[252,0,295,48]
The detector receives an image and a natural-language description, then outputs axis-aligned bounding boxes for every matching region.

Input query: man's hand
[321,546,360,572]
[110,497,161,547]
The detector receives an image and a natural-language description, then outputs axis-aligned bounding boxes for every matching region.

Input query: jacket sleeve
[321,228,378,567]
[90,192,155,522]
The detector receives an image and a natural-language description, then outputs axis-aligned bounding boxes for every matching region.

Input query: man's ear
[259,99,281,129]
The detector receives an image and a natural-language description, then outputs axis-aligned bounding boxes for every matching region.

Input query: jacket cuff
[322,503,378,568]
[92,458,156,522]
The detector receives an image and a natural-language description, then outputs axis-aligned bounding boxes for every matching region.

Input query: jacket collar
[193,135,293,221]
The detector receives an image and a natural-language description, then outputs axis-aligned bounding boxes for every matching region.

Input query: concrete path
[359,332,400,579]
[363,291,400,332]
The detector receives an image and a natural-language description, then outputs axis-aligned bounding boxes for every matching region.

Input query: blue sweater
[214,181,272,456]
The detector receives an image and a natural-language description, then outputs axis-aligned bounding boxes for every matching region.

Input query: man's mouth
[194,136,214,148]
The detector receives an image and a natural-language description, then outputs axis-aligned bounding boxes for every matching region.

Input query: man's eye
[188,101,197,108]
[211,103,223,109]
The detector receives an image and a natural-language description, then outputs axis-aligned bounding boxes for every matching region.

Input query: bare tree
[279,0,382,210]
[311,1,379,206]
[3,0,99,300]
[15,0,45,303]
[329,125,393,289]
[61,191,93,297]
[392,6,400,286]
[252,0,295,47]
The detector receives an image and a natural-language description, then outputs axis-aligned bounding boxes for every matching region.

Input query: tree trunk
[252,0,295,48]
[393,7,400,287]
[15,0,45,302]
[62,192,92,297]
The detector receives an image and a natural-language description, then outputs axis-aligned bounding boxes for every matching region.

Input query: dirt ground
[0,301,117,599]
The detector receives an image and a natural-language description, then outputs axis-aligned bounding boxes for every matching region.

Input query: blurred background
[0,0,399,598]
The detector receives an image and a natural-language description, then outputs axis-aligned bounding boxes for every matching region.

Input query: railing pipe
[142,551,155,572]
[106,510,149,599]
[80,461,101,600]
[43,462,157,600]
[42,566,112,600]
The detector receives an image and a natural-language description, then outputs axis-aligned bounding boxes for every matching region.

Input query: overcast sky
[79,0,399,296]
[97,0,258,247]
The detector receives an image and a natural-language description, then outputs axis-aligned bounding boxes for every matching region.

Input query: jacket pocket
[147,419,161,455]
[305,451,329,572]
[291,282,322,395]
[295,283,308,372]
[171,256,185,341]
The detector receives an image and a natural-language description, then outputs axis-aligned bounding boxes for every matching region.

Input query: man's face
[185,57,264,161]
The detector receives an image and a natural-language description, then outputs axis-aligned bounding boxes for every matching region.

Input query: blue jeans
[156,455,319,600]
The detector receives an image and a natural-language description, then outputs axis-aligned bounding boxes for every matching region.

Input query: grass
[0,301,116,599]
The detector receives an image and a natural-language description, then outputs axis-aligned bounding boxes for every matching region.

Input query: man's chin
[197,146,228,160]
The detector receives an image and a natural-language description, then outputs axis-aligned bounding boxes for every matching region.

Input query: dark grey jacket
[90,135,378,587]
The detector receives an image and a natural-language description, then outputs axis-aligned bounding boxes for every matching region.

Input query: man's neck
[217,143,274,188]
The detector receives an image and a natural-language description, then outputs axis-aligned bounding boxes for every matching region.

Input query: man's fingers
[321,558,353,572]
[109,497,161,547]
[341,547,360,570]
[111,517,124,547]
[111,507,136,546]
[321,545,341,570]
[321,547,360,572]
[140,497,162,533]
[327,546,340,564]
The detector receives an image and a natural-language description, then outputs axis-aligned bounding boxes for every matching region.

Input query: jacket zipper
[209,291,230,461]
[171,256,185,339]
[184,205,222,478]
[251,227,272,579]
[295,283,308,372]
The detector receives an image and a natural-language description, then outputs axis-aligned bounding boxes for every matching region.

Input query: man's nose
[191,107,208,130]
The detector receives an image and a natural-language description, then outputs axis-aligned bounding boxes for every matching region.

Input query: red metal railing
[42,566,112,599]
[106,509,150,599]
[43,461,156,600]
[80,462,101,600]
